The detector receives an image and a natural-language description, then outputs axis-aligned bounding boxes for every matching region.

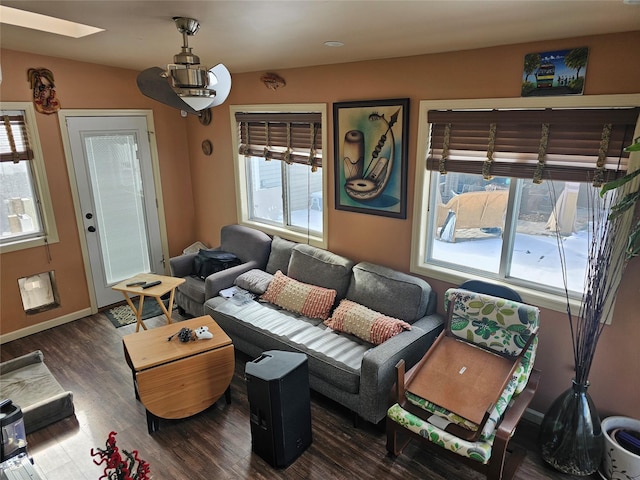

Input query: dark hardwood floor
[1,312,599,480]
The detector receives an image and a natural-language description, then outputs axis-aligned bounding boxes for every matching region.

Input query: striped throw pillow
[324,299,411,345]
[260,271,337,320]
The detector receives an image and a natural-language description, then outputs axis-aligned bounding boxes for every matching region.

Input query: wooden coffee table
[122,315,234,433]
[112,273,185,332]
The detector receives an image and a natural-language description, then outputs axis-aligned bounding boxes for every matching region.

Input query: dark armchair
[169,224,272,317]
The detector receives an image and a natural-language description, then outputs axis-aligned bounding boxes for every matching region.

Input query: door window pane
[83,133,151,284]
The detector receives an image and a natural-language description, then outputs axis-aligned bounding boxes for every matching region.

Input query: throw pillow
[324,299,411,345]
[260,271,337,320]
[234,269,273,295]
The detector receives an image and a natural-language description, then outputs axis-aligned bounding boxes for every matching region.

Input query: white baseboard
[0,308,92,344]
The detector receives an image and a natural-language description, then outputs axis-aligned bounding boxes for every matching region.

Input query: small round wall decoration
[202,139,213,156]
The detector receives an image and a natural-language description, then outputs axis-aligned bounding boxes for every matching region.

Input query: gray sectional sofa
[201,232,444,425]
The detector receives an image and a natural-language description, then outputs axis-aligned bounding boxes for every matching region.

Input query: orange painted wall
[1,30,639,419]
[186,31,640,419]
[0,49,195,334]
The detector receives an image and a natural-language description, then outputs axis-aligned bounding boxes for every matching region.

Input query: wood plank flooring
[1,312,598,480]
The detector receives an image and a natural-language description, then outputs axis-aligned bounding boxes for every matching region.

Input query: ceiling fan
[136,17,231,115]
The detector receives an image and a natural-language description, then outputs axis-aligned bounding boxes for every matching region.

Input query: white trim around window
[229,104,328,248]
[410,94,640,315]
[0,102,59,253]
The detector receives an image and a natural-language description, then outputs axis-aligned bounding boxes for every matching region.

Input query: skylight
[0,6,104,38]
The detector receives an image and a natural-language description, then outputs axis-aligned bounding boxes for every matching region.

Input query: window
[0,102,58,252]
[231,105,327,246]
[411,96,640,313]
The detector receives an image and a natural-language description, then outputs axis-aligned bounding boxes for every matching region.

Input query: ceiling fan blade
[136,67,199,115]
[207,64,232,108]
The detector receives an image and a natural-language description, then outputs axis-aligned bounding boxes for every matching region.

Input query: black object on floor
[245,350,312,468]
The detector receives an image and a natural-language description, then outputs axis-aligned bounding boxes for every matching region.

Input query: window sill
[0,235,58,254]
[239,220,326,250]
[410,261,584,317]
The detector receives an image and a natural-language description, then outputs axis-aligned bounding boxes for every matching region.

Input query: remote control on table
[126,281,146,287]
[142,280,161,289]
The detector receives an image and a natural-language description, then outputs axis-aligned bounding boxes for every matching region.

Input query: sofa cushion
[234,269,273,295]
[287,244,355,300]
[266,236,297,274]
[346,262,433,323]
[220,224,272,267]
[325,299,412,345]
[260,271,337,320]
[213,299,368,394]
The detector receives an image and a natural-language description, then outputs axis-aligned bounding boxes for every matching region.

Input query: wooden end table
[122,316,234,433]
[112,273,185,332]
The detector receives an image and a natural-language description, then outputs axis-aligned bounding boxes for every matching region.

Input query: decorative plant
[539,136,640,475]
[600,137,640,260]
[91,431,151,480]
[555,136,639,386]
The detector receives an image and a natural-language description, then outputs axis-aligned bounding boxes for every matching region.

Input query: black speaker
[245,350,312,468]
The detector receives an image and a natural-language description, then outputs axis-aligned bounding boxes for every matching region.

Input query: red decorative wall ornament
[27,68,61,114]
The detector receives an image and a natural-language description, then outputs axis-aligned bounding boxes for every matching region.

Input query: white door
[66,116,164,307]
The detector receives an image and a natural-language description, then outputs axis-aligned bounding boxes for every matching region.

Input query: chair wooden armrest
[489,369,541,480]
[496,369,541,440]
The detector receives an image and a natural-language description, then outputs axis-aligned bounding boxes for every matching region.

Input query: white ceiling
[1,1,639,74]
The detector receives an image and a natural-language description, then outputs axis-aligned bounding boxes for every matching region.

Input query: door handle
[87,226,96,232]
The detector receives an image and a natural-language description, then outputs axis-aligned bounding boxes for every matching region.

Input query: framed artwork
[333,98,409,218]
[521,47,588,97]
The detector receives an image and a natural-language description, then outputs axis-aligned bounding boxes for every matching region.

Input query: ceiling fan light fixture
[180,95,218,111]
[136,17,231,113]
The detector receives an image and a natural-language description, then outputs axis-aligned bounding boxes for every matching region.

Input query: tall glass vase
[539,380,604,476]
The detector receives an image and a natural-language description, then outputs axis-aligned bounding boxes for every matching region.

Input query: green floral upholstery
[444,288,539,358]
[387,288,540,464]
[445,288,539,396]
[392,363,523,463]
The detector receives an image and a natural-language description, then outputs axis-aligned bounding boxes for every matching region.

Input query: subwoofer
[245,350,312,468]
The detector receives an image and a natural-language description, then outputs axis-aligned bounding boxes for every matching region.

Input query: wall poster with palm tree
[333,98,409,218]
[521,47,589,97]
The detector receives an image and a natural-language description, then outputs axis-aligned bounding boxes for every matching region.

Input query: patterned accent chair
[386,285,541,480]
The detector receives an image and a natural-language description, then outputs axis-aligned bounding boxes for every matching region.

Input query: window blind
[426,108,639,185]
[236,112,322,170]
[0,114,34,163]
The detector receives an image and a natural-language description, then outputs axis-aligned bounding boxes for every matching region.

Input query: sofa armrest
[0,350,44,374]
[204,260,261,300]
[357,313,444,424]
[169,252,198,278]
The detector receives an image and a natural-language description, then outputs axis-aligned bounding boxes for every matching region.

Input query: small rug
[105,298,176,328]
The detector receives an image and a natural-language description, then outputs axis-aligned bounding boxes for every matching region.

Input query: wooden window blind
[0,114,34,163]
[235,112,322,170]
[426,108,639,185]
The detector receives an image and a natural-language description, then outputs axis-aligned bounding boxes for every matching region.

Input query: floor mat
[105,297,175,328]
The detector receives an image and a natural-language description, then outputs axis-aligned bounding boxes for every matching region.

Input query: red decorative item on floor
[91,431,151,480]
